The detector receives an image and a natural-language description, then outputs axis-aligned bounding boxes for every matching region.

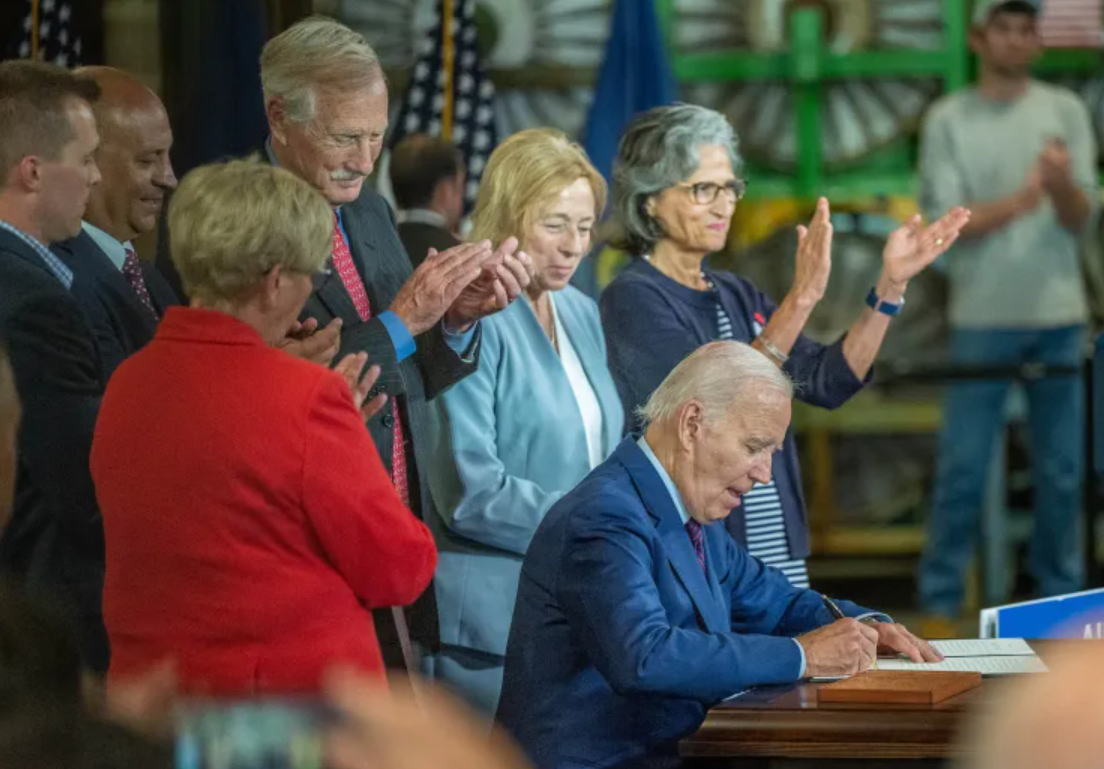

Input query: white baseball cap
[973,0,1043,26]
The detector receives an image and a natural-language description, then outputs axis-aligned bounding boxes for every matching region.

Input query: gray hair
[612,103,743,255]
[638,341,792,428]
[260,16,382,125]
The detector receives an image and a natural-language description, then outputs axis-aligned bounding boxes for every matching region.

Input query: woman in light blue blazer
[426,129,624,714]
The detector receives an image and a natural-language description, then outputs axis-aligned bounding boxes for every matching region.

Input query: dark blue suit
[496,438,871,769]
[52,230,180,381]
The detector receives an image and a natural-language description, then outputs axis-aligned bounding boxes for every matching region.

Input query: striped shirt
[0,219,72,288]
[714,299,809,588]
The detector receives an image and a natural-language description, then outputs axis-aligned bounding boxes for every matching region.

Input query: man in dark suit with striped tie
[259,18,534,666]
[49,68,181,380]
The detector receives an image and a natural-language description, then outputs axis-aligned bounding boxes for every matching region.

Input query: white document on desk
[876,638,1046,676]
[876,655,1047,675]
[928,638,1035,657]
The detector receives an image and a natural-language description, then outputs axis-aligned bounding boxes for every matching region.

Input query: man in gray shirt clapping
[918,0,1097,629]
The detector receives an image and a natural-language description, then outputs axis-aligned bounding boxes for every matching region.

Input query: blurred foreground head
[964,642,1104,769]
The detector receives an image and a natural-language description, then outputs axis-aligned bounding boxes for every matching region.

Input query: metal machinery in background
[657,0,1102,195]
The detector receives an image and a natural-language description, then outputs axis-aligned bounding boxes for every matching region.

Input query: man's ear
[266,97,289,147]
[12,156,43,194]
[677,400,704,452]
[968,26,986,56]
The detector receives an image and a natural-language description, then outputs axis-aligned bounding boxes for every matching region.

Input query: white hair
[638,341,793,428]
[260,16,382,125]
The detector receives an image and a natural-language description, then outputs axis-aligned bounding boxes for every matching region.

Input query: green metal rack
[654,0,1102,201]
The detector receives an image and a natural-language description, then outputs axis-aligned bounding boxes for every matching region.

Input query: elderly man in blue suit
[497,341,940,769]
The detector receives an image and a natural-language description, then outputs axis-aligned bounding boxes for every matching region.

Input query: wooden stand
[817,671,982,705]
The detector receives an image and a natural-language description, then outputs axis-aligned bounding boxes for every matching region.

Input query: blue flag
[575,0,676,296]
[581,0,677,187]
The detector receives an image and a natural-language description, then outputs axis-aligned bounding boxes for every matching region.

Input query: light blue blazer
[427,285,624,658]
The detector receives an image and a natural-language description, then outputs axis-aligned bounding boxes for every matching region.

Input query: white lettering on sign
[1083,621,1104,639]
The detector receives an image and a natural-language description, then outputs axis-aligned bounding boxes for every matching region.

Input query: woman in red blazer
[90,160,437,696]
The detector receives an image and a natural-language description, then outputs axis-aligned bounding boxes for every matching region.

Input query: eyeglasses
[675,180,747,206]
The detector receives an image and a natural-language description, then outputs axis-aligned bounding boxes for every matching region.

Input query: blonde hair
[168,159,333,304]
[638,341,793,428]
[470,128,607,246]
[260,16,382,124]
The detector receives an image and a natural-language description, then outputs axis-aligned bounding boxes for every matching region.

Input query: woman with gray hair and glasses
[600,104,970,587]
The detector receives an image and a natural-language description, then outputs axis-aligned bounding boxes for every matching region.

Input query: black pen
[820,593,845,620]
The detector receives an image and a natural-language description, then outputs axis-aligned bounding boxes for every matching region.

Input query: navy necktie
[685,520,707,574]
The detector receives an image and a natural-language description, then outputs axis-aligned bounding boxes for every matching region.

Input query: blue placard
[1094,333,1104,477]
[982,587,1104,639]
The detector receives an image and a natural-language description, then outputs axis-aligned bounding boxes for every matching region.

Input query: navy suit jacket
[496,438,872,769]
[53,230,180,380]
[0,227,108,672]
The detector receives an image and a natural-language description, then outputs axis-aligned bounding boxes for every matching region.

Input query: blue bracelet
[866,288,904,317]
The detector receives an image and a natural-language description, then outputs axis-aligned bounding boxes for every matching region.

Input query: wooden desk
[681,642,1058,768]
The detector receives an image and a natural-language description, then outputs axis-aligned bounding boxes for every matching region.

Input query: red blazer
[91,308,437,695]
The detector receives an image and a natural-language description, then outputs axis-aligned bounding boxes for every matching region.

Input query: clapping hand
[278,317,342,367]
[1039,138,1072,192]
[880,207,971,292]
[390,241,496,336]
[334,353,388,421]
[788,197,834,308]
[445,236,536,331]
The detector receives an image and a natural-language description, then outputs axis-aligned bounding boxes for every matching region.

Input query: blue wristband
[866,288,904,317]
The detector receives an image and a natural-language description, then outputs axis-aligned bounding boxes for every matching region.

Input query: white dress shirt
[551,294,605,470]
[82,221,132,271]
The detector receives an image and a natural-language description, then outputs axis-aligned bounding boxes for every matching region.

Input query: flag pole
[441,0,455,140]
[30,0,40,60]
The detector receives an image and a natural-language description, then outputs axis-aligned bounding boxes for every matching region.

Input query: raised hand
[788,197,833,308]
[334,352,387,421]
[446,236,536,331]
[390,241,495,336]
[880,207,970,291]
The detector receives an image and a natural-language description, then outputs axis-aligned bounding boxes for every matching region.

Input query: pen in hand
[820,593,845,620]
[820,594,878,671]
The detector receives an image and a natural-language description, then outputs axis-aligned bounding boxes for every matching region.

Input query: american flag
[5,0,95,66]
[388,0,498,210]
[1038,0,1103,48]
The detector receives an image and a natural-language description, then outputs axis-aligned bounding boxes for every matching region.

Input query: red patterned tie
[122,247,158,320]
[331,214,410,508]
[685,521,707,575]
